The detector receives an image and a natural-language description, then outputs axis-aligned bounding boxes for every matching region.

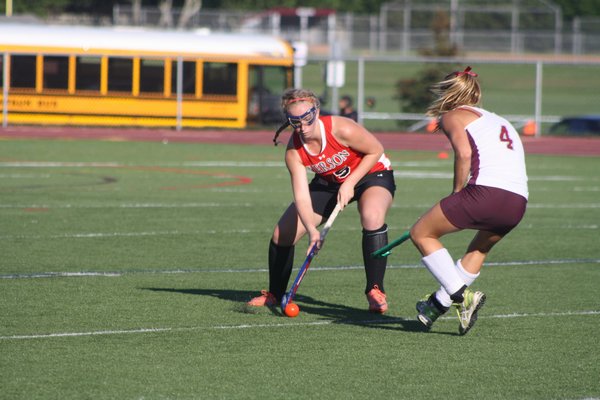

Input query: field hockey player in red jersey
[410,66,529,334]
[247,88,397,313]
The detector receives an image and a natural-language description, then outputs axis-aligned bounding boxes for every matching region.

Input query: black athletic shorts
[308,170,396,218]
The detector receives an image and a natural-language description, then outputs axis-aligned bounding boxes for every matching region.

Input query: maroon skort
[440,184,527,235]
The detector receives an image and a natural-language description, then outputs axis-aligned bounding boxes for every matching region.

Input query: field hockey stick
[281,203,342,311]
[371,230,411,258]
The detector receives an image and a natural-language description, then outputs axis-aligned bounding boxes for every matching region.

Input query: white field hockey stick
[280,203,342,311]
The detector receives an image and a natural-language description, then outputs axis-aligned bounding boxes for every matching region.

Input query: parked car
[549,115,600,136]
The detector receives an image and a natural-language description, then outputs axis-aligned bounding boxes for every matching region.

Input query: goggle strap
[273,120,291,146]
[286,97,312,105]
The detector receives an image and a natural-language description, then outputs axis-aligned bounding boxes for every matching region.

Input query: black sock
[268,240,295,301]
[450,285,467,303]
[430,293,450,313]
[362,224,388,293]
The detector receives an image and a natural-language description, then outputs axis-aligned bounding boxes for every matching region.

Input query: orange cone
[426,119,438,133]
[437,151,449,159]
[523,120,537,136]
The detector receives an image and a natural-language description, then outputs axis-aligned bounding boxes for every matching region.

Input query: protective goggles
[286,107,317,128]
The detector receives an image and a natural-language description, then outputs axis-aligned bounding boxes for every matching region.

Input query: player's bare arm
[285,147,321,252]
[331,117,384,208]
[440,110,475,193]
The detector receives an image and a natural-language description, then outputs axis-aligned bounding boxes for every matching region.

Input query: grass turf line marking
[1,161,586,182]
[2,258,599,279]
[0,229,257,240]
[0,202,255,209]
[0,227,269,240]
[2,202,600,211]
[2,310,598,341]
[0,161,445,168]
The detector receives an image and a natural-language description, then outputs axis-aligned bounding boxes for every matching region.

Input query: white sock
[434,259,480,307]
[456,259,479,286]
[434,288,453,308]
[421,248,466,297]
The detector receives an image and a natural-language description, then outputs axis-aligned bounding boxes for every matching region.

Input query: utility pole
[6,0,13,16]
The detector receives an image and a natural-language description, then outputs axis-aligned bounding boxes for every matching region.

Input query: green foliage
[552,0,600,21]
[395,68,440,114]
[394,11,459,117]
[1,0,71,16]
[3,0,600,20]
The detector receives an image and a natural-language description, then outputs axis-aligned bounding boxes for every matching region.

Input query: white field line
[2,202,600,211]
[0,173,52,178]
[1,258,598,280]
[0,160,588,182]
[0,220,597,241]
[0,202,254,209]
[1,161,445,168]
[527,203,600,208]
[0,228,269,240]
[1,310,598,341]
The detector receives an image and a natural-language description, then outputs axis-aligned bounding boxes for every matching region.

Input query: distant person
[407,66,529,334]
[247,88,396,313]
[339,95,358,122]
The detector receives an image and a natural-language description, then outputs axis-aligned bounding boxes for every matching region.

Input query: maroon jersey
[292,116,391,183]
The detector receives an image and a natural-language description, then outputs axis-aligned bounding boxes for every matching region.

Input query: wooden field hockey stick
[371,230,411,258]
[281,203,342,311]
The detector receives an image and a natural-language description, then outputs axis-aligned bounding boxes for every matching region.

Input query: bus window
[248,65,288,123]
[170,60,196,95]
[108,58,133,93]
[140,59,164,94]
[203,62,237,96]
[43,56,69,90]
[10,55,36,89]
[0,56,3,88]
[76,57,101,91]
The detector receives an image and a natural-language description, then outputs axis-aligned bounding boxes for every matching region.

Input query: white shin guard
[434,259,480,307]
[421,248,466,298]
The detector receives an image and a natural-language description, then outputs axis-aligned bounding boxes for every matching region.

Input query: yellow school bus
[0,23,294,128]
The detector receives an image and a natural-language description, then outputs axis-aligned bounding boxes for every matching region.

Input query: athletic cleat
[454,289,486,335]
[416,294,444,329]
[366,285,388,313]
[247,290,277,307]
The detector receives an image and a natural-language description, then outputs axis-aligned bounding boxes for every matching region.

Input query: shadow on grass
[142,287,448,334]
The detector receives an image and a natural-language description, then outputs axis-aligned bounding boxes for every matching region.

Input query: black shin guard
[362,224,388,293]
[268,240,295,301]
[450,285,467,303]
[430,293,450,313]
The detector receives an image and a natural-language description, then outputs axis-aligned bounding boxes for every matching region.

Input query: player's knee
[272,226,291,247]
[409,224,422,243]
[360,210,386,231]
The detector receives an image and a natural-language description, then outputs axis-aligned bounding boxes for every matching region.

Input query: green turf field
[1,138,599,399]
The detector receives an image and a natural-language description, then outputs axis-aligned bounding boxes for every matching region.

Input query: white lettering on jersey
[309,150,350,174]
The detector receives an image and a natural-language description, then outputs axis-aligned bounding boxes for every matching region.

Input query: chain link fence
[112,3,600,55]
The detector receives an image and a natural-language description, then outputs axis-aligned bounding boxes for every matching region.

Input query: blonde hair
[281,88,320,112]
[426,67,481,118]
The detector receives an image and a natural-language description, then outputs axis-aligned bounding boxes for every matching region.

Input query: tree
[132,0,142,25]
[551,0,600,21]
[178,0,202,29]
[1,0,71,16]
[159,0,174,27]
[157,0,202,28]
[394,10,459,124]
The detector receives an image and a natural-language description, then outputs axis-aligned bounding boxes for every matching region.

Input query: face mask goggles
[286,106,317,128]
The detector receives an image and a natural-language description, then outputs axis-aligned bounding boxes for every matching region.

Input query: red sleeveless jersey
[292,116,391,183]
